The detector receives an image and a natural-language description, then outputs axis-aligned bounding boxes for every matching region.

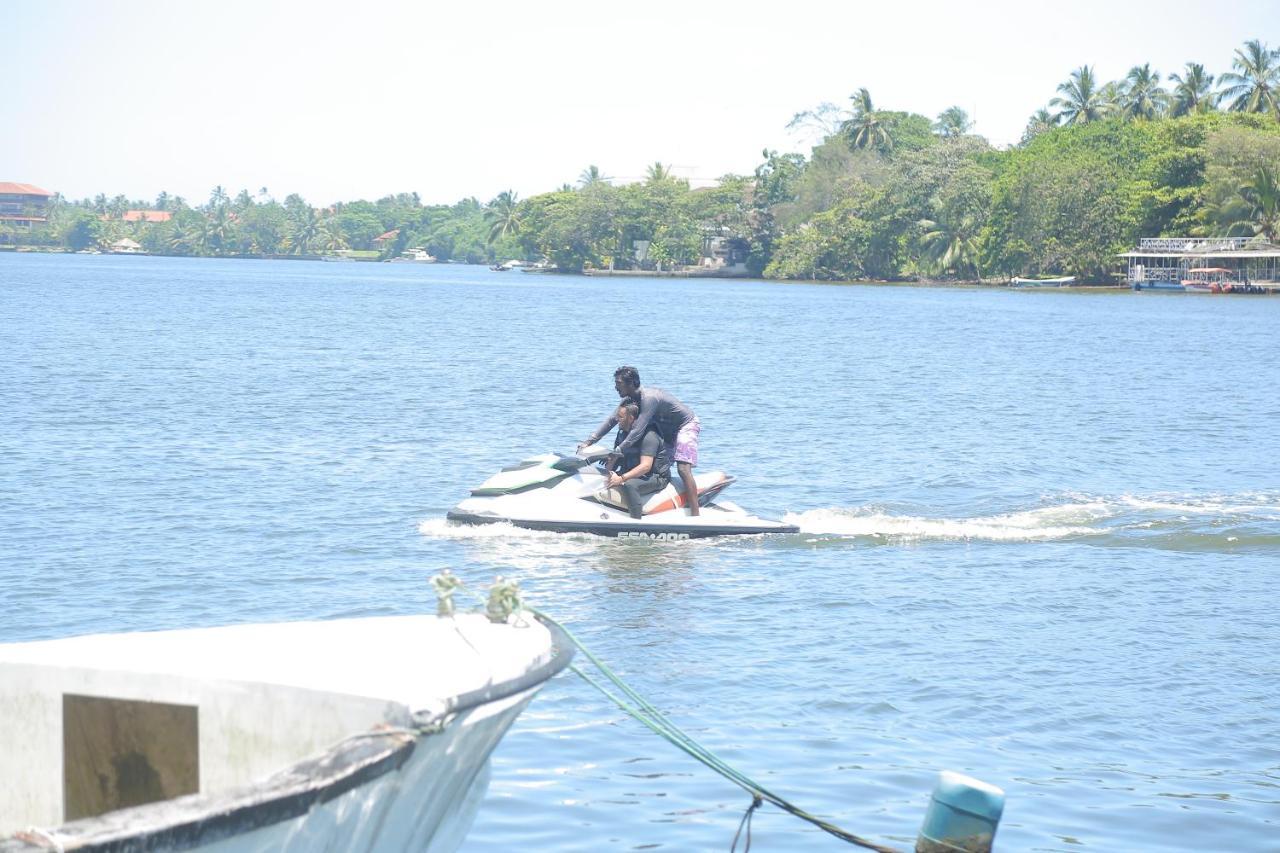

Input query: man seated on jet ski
[581,366,702,516]
[602,399,672,519]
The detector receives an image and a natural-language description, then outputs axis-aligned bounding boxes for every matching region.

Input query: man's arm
[615,395,658,453]
[581,412,619,448]
[607,453,653,487]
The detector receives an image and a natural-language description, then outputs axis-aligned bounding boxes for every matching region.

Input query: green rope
[439,580,899,852]
[531,606,901,853]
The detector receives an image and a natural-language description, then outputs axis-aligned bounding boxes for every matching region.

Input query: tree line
[6,39,1278,282]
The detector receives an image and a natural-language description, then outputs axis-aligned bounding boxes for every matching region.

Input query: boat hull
[1011,276,1075,288]
[446,509,798,539]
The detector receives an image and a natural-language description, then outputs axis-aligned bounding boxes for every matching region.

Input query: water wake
[417,493,1280,552]
[784,492,1280,550]
[416,518,568,541]
[785,505,1098,542]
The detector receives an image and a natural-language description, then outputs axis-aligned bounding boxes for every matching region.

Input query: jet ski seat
[594,472,732,516]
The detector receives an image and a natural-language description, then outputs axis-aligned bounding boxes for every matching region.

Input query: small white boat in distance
[0,613,572,852]
[389,248,437,263]
[1011,275,1075,287]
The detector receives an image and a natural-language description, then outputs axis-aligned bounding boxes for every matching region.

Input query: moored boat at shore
[1011,275,1075,288]
[0,613,572,852]
[1182,266,1234,292]
[1132,279,1185,291]
[388,248,437,263]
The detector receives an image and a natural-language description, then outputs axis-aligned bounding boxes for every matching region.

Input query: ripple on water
[2,258,1278,851]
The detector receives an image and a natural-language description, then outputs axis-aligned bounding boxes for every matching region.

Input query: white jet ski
[447,445,799,539]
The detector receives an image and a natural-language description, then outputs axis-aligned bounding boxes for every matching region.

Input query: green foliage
[61,209,102,251]
[20,39,1280,280]
[333,202,385,249]
[765,200,874,280]
[917,161,992,277]
[872,112,937,153]
[778,139,890,230]
[985,119,1156,277]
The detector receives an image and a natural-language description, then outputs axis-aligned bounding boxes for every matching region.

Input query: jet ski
[446,445,799,539]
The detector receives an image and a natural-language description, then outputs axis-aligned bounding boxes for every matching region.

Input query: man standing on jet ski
[580,366,702,517]
[603,399,671,518]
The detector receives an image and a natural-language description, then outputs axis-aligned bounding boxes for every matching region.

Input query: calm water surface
[2,254,1278,851]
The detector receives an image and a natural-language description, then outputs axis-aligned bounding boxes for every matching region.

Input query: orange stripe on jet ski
[644,474,725,516]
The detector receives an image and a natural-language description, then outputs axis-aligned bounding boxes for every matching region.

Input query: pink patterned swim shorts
[674,417,701,466]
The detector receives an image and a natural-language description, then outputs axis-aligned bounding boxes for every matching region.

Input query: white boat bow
[0,613,572,852]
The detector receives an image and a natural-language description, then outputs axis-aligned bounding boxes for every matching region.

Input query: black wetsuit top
[613,427,671,484]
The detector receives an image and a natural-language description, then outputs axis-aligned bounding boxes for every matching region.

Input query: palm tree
[644,162,672,184]
[1169,63,1218,116]
[1120,64,1168,119]
[208,185,229,210]
[578,165,609,188]
[934,106,972,138]
[848,113,891,149]
[168,219,206,255]
[1231,167,1280,242]
[1219,40,1280,116]
[918,214,982,278]
[1021,108,1058,142]
[286,207,321,254]
[205,205,235,253]
[316,218,348,252]
[154,191,171,211]
[484,191,521,244]
[1050,65,1111,125]
[850,87,875,117]
[844,87,892,150]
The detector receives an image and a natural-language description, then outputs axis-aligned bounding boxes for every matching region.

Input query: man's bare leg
[678,461,700,516]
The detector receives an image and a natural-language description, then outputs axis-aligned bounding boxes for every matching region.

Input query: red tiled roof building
[122,210,173,223]
[0,182,54,228]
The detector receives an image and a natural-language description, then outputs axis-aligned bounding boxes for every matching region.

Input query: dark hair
[614,366,640,387]
[617,400,640,419]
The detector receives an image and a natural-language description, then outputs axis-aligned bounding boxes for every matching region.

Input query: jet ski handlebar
[575,444,614,463]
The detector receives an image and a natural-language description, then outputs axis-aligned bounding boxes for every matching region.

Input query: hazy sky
[7,1,1277,207]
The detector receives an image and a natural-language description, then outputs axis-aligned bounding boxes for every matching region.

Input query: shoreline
[5,250,1254,293]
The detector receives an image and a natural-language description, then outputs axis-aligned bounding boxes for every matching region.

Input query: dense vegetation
[6,40,1279,282]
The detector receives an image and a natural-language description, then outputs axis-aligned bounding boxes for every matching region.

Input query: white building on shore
[1119,237,1280,288]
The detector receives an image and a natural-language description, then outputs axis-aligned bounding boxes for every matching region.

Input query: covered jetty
[1119,237,1280,289]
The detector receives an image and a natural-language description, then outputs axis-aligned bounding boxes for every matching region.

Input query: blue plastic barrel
[916,771,1005,852]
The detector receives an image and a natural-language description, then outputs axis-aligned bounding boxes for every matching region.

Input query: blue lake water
[2,253,1278,851]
